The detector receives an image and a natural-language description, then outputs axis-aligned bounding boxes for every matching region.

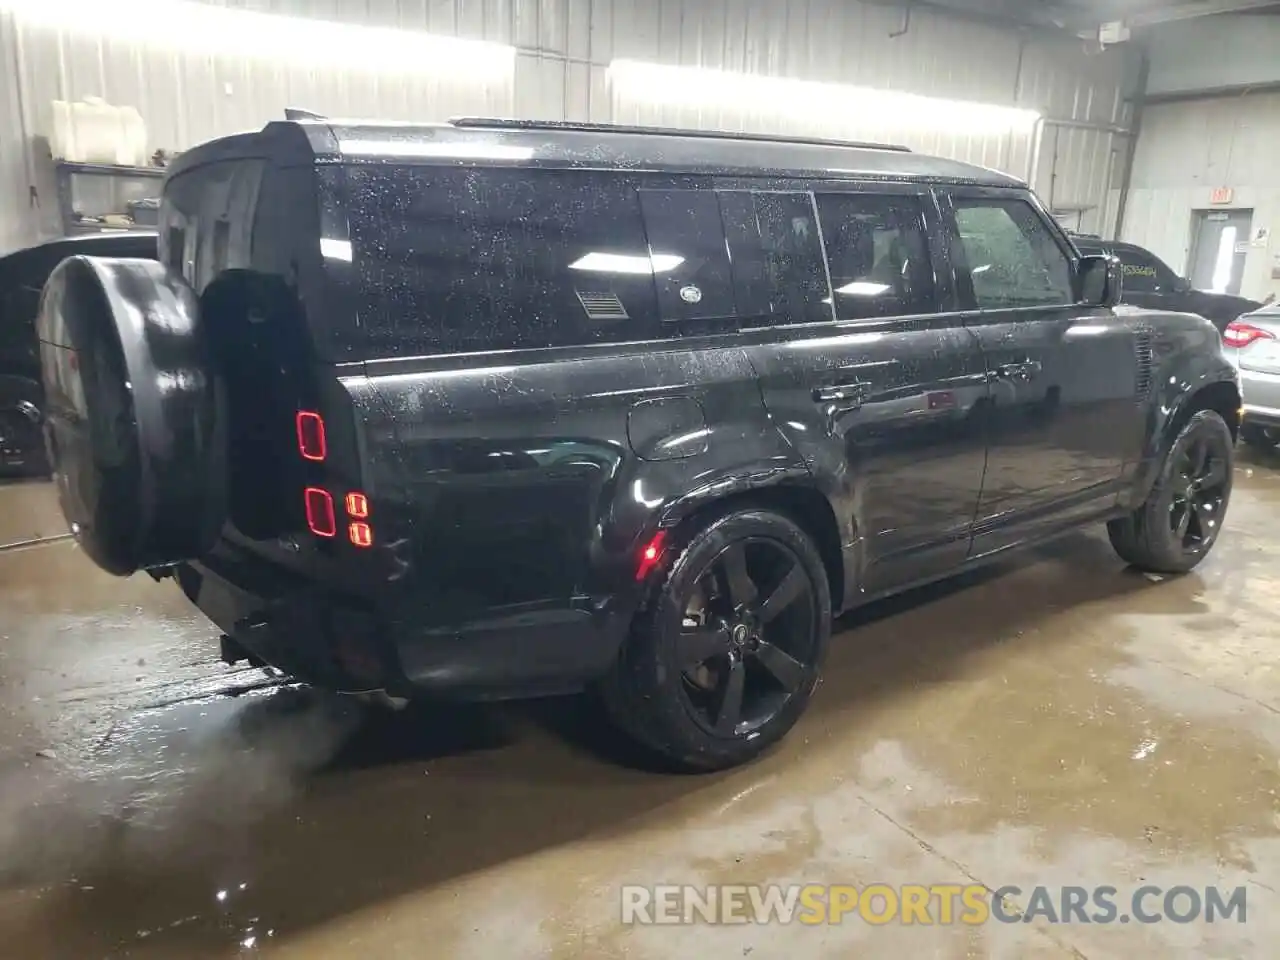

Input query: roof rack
[448,117,912,153]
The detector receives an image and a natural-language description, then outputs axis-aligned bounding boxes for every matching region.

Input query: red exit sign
[1210,187,1235,205]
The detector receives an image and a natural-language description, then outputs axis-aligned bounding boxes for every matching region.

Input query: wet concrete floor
[3,455,1280,958]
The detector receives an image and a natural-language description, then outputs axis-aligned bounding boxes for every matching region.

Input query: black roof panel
[293,118,1025,187]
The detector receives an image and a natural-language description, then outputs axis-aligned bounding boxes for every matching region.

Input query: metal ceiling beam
[1119,0,1280,27]
[858,0,1076,34]
[878,0,1280,33]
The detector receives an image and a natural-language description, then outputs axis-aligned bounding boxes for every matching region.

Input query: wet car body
[35,119,1241,769]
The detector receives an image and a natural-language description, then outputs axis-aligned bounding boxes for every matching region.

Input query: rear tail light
[296,411,375,547]
[1223,321,1276,349]
[296,411,327,461]
[635,531,668,581]
[304,487,336,537]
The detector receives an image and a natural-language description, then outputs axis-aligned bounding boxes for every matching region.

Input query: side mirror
[1079,254,1122,308]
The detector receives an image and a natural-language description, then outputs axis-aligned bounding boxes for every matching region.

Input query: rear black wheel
[600,508,831,771]
[1108,409,1233,574]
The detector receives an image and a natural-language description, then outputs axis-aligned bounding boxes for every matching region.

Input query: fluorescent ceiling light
[341,140,535,161]
[569,253,685,275]
[834,281,892,297]
[2,0,516,77]
[320,238,352,262]
[608,60,1040,135]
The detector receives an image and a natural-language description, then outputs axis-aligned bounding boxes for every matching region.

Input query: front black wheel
[600,508,832,772]
[1108,409,1233,574]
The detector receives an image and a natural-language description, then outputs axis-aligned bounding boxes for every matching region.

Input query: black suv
[1,232,157,474]
[37,119,1240,770]
[1072,236,1261,333]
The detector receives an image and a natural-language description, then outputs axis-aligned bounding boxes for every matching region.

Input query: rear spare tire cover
[37,256,226,575]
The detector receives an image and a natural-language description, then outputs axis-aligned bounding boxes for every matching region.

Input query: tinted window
[638,189,735,322]
[815,193,936,320]
[952,198,1073,309]
[345,167,660,356]
[719,190,830,326]
[1114,246,1178,294]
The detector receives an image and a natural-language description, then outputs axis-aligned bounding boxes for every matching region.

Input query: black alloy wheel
[1107,409,1234,574]
[1168,434,1229,552]
[677,538,818,738]
[600,508,832,772]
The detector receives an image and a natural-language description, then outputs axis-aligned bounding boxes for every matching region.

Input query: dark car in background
[1,232,157,474]
[1072,236,1262,333]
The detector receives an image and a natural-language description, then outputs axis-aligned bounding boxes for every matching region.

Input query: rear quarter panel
[352,340,804,647]
[1123,307,1239,508]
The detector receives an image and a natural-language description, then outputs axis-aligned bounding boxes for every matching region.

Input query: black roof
[171,117,1026,189]
[1071,236,1148,256]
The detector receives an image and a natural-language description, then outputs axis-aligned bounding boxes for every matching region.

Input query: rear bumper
[1239,367,1280,428]
[179,549,630,701]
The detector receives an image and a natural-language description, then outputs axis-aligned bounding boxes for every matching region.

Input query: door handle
[813,382,871,407]
[995,360,1041,382]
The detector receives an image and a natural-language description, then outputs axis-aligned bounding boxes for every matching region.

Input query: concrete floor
[2,455,1280,959]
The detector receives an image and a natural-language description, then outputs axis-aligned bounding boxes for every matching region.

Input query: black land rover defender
[37,119,1240,770]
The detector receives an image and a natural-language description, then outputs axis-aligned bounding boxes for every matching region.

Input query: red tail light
[348,522,373,548]
[304,487,336,537]
[635,531,668,581]
[345,492,369,518]
[1223,321,1276,349]
[296,411,327,461]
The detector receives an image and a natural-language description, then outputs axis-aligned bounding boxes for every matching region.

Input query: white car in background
[1225,306,1280,450]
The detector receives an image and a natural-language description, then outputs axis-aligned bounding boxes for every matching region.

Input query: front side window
[952,198,1073,309]
[815,192,937,320]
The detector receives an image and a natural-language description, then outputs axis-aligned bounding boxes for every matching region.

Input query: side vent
[1134,325,1154,402]
[576,291,629,321]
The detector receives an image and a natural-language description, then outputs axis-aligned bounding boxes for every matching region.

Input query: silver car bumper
[1240,367,1280,426]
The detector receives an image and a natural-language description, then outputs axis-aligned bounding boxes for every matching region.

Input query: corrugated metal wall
[0,0,1139,254]
[1120,92,1280,302]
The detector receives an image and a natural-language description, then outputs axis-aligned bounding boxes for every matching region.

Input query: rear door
[742,181,990,602]
[942,189,1140,554]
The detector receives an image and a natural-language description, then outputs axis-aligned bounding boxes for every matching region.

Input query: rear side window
[638,189,735,322]
[719,190,830,326]
[952,198,1073,309]
[815,193,936,320]
[345,167,660,356]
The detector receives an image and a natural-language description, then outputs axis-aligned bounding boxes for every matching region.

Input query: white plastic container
[51,97,148,166]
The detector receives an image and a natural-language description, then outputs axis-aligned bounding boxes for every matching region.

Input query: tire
[1108,409,1234,574]
[600,508,832,772]
[1240,422,1278,451]
[37,255,226,575]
